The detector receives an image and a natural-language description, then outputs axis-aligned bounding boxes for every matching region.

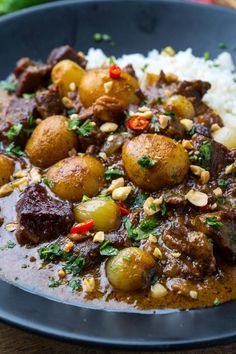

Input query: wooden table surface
[1,321,236,354]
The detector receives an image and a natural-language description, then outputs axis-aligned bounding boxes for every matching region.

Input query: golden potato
[79,68,140,109]
[51,59,85,97]
[0,154,14,186]
[25,115,78,168]
[47,155,105,202]
[106,247,155,291]
[74,198,121,232]
[165,95,195,119]
[122,134,189,191]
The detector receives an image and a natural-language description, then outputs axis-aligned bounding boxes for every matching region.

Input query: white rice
[86,48,236,127]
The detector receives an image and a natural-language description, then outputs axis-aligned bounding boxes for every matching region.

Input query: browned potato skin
[165,95,195,119]
[47,155,105,202]
[79,68,140,109]
[122,134,189,191]
[0,154,14,186]
[25,115,78,168]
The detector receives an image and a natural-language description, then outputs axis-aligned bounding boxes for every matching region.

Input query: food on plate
[1,44,236,310]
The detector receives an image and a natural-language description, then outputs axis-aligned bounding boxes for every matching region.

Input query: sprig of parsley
[68,118,94,137]
[105,168,124,180]
[100,240,118,256]
[138,155,157,169]
[204,216,224,228]
[124,216,159,241]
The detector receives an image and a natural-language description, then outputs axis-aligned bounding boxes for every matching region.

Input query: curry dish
[0,45,236,310]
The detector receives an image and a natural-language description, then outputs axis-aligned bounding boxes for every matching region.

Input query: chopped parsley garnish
[155,97,163,105]
[4,143,25,157]
[138,155,157,169]
[109,56,116,64]
[126,192,148,208]
[213,298,221,306]
[63,253,86,276]
[68,118,94,137]
[124,216,159,241]
[204,51,210,61]
[100,240,118,256]
[105,168,124,180]
[7,240,16,248]
[68,279,81,291]
[23,93,36,99]
[218,42,227,49]
[163,111,175,118]
[49,278,61,288]
[141,63,149,72]
[42,177,53,189]
[93,33,114,45]
[217,197,225,205]
[151,115,160,132]
[0,80,17,93]
[25,114,36,136]
[188,124,197,137]
[218,179,229,188]
[82,195,91,202]
[7,123,23,141]
[39,243,63,262]
[160,203,167,217]
[204,216,224,228]
[199,140,212,169]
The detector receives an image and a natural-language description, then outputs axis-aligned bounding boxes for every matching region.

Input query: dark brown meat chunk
[194,211,236,262]
[35,88,64,118]
[192,134,233,174]
[175,80,211,100]
[14,57,33,78]
[0,97,38,146]
[122,64,137,79]
[47,45,87,69]
[16,64,50,96]
[16,184,74,244]
[78,126,106,153]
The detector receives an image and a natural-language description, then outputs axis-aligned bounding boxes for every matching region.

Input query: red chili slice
[119,206,130,216]
[127,116,149,131]
[109,64,121,79]
[70,219,94,235]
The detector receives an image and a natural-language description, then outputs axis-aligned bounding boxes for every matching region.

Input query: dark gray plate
[0,0,236,349]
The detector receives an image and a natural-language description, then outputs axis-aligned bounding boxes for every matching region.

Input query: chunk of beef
[16,64,50,96]
[192,134,233,175]
[16,184,74,244]
[35,88,64,118]
[47,45,87,69]
[78,126,106,152]
[175,80,211,100]
[0,97,38,146]
[194,211,236,262]
[73,229,130,267]
[14,57,33,78]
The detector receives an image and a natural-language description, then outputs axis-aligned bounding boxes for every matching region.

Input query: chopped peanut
[62,97,73,109]
[148,235,158,243]
[185,189,208,207]
[100,122,118,133]
[180,119,193,131]
[58,269,66,279]
[200,170,210,184]
[153,247,162,259]
[211,123,220,133]
[225,163,236,175]
[213,187,223,197]
[112,186,132,201]
[151,283,168,299]
[171,252,181,258]
[159,115,170,129]
[63,241,74,252]
[5,223,18,232]
[143,196,163,216]
[93,231,105,243]
[83,277,96,293]
[161,46,175,57]
[104,81,113,93]
[189,290,198,299]
[105,177,125,194]
[182,140,193,150]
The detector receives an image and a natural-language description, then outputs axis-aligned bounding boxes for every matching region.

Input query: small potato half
[74,198,121,232]
[0,154,14,186]
[51,59,85,97]
[106,247,155,291]
[79,68,140,108]
[165,95,195,120]
[122,134,189,191]
[47,155,105,202]
[25,115,78,168]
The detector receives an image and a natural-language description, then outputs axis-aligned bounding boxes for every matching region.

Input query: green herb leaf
[7,240,16,248]
[160,203,167,217]
[141,63,149,72]
[163,111,176,118]
[213,298,221,306]
[68,279,81,291]
[188,124,197,137]
[49,277,61,288]
[39,243,63,262]
[0,80,17,93]
[126,192,147,208]
[4,143,25,157]
[124,216,159,241]
[105,168,124,180]
[100,240,118,256]
[199,140,212,169]
[218,42,227,49]
[82,195,91,202]
[42,177,53,189]
[109,56,116,64]
[204,51,210,61]
[218,179,229,188]
[63,253,86,276]
[23,92,36,99]
[7,124,23,141]
[138,155,157,169]
[204,216,224,228]
[77,119,94,136]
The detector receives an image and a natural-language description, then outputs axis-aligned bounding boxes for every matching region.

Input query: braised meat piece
[175,80,211,100]
[16,64,50,96]
[47,45,87,69]
[194,211,236,262]
[15,57,33,78]
[0,97,38,146]
[16,184,74,244]
[35,88,64,118]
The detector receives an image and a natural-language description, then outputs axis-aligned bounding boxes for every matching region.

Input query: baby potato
[213,126,236,150]
[79,68,140,108]
[51,59,85,97]
[47,155,105,202]
[165,95,195,119]
[25,115,78,168]
[106,247,155,291]
[74,198,121,232]
[0,154,14,186]
[122,134,189,191]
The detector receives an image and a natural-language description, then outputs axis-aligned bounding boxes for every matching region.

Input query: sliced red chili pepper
[70,219,94,235]
[200,205,210,211]
[119,206,130,216]
[127,116,149,131]
[109,64,121,79]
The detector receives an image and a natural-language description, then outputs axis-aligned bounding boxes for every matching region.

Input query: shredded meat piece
[35,88,64,118]
[47,45,87,69]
